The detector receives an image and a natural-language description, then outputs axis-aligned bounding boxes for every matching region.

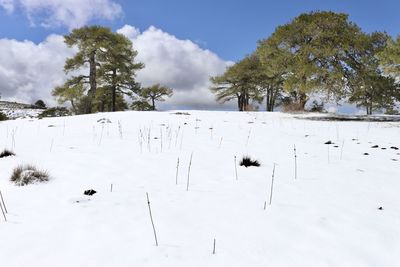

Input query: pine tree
[139,84,173,111]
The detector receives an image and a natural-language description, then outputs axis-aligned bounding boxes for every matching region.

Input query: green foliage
[98,33,144,111]
[139,84,173,110]
[211,55,263,111]
[349,75,400,114]
[379,36,400,77]
[93,86,128,112]
[54,25,143,114]
[34,100,47,109]
[38,107,70,118]
[52,79,85,114]
[0,111,8,121]
[131,100,153,111]
[268,12,366,100]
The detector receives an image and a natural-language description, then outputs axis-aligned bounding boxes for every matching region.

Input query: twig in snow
[0,199,6,222]
[160,128,163,153]
[175,126,181,148]
[176,157,180,185]
[294,145,297,180]
[146,192,158,246]
[219,137,223,149]
[264,163,276,209]
[0,190,7,213]
[147,127,151,152]
[110,183,113,192]
[186,152,193,191]
[340,140,345,160]
[11,128,16,150]
[234,156,238,180]
[180,128,185,150]
[50,138,54,152]
[98,124,104,146]
[118,120,123,139]
[246,128,252,146]
[327,144,330,164]
[213,238,216,255]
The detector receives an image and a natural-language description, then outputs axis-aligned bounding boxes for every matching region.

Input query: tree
[63,26,113,114]
[256,38,291,111]
[263,11,367,109]
[98,33,144,112]
[34,100,47,109]
[93,86,128,112]
[347,32,400,114]
[55,26,143,114]
[349,74,399,114]
[210,55,263,111]
[139,84,173,110]
[52,78,86,114]
[379,36,400,77]
[131,100,153,111]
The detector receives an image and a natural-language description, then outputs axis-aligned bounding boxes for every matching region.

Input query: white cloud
[0,0,122,29]
[0,25,233,110]
[117,25,140,40]
[118,25,234,109]
[0,35,73,104]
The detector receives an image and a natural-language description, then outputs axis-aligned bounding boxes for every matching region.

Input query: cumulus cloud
[118,25,234,109]
[0,35,73,104]
[0,25,233,109]
[0,0,122,29]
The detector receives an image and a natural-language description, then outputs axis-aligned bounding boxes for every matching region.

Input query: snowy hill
[0,111,399,267]
[0,101,44,119]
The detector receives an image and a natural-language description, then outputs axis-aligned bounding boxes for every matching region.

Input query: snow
[0,101,44,119]
[0,111,399,266]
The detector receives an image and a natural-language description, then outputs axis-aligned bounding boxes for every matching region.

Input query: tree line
[53,26,173,114]
[211,11,400,114]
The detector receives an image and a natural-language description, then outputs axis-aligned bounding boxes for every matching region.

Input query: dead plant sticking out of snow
[239,156,261,168]
[10,164,49,186]
[0,149,15,158]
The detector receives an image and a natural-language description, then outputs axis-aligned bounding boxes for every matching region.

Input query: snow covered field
[0,111,399,267]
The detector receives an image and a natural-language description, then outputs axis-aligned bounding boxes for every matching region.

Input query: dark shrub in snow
[10,164,49,186]
[0,149,15,158]
[84,189,97,196]
[240,156,261,168]
[0,111,8,121]
[38,107,69,118]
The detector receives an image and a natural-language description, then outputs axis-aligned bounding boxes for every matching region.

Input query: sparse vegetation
[10,165,50,186]
[34,100,47,109]
[239,156,261,167]
[0,149,15,158]
[0,111,8,121]
[38,107,70,118]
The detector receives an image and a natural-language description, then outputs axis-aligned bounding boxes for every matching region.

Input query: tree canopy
[211,11,400,114]
[53,26,143,114]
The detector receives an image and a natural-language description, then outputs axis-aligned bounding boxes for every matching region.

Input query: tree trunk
[86,51,97,114]
[112,69,117,112]
[237,95,243,111]
[265,89,271,112]
[151,98,156,111]
[70,100,77,114]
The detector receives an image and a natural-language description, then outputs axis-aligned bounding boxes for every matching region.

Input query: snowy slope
[0,111,399,267]
[0,101,44,119]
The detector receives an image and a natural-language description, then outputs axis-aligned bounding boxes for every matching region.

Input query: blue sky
[1,0,399,61]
